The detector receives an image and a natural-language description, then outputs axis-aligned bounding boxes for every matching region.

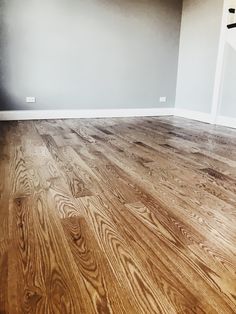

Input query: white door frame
[211,0,236,123]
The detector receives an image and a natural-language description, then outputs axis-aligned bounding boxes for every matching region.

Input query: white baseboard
[174,109,236,129]
[174,108,213,124]
[0,108,174,121]
[216,115,236,129]
[0,108,235,129]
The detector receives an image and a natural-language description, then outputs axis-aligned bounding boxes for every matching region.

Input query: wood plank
[0,122,11,313]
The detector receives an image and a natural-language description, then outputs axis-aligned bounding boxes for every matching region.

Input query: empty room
[1,0,236,313]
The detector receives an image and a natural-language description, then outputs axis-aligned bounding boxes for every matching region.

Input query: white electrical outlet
[160,96,167,103]
[26,96,36,103]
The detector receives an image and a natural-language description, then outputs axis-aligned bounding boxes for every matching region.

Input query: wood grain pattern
[1,116,236,313]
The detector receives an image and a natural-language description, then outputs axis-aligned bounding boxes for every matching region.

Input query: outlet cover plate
[160,97,167,103]
[26,97,36,103]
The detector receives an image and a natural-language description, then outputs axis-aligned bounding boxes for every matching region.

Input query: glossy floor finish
[1,116,236,313]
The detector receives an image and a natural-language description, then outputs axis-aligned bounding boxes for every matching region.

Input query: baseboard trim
[174,109,213,124]
[0,108,235,129]
[216,115,236,129]
[0,108,174,121]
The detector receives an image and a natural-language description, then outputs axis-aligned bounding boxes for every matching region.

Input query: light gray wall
[0,0,182,111]
[175,0,224,113]
[220,42,236,118]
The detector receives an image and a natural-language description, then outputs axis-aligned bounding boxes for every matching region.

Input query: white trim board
[174,109,213,124]
[211,0,229,123]
[0,108,235,129]
[0,108,174,121]
[174,109,236,129]
[216,115,236,129]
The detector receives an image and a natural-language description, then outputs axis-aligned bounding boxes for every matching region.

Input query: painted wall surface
[175,0,224,113]
[0,0,182,110]
[220,42,236,118]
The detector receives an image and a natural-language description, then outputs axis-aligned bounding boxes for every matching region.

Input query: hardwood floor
[1,116,236,313]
